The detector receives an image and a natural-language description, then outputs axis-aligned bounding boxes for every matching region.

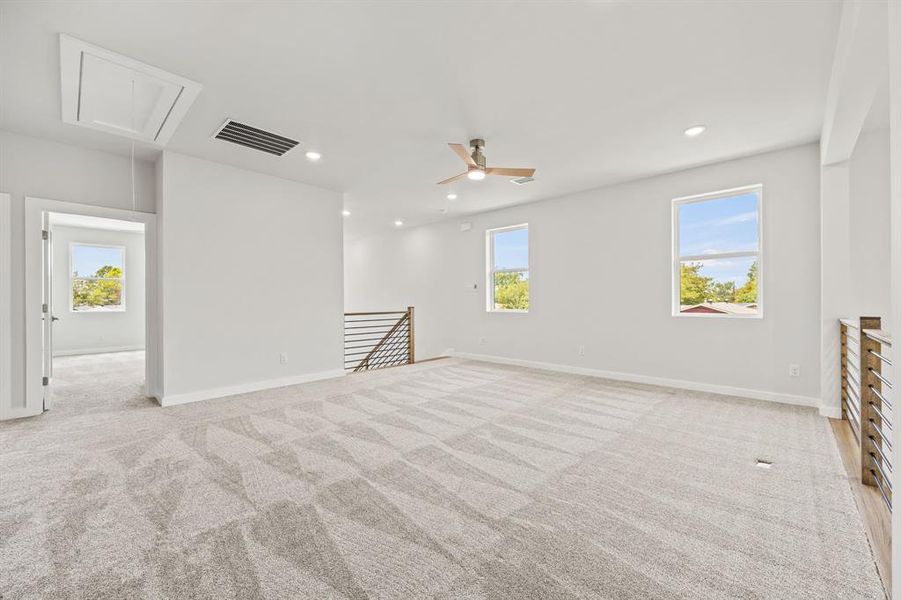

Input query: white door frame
[24,197,159,417]
[0,193,12,419]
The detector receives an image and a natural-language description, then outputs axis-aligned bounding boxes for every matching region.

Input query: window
[673,185,761,317]
[70,244,125,312]
[487,224,529,312]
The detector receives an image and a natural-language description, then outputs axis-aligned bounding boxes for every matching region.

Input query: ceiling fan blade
[486,167,536,178]
[448,143,476,167]
[437,171,470,185]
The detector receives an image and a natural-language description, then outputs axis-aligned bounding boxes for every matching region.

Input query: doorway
[43,213,147,415]
[24,198,158,417]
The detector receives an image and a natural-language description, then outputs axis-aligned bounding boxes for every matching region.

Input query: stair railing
[344,307,414,372]
[840,316,892,511]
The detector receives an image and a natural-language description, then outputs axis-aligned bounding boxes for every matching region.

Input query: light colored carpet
[0,354,886,599]
[47,351,153,417]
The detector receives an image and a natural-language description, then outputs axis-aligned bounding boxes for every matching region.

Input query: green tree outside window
[494,272,529,310]
[72,265,123,310]
[680,260,757,307]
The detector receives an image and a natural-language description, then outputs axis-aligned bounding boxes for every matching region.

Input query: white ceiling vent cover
[59,34,202,146]
[213,120,299,156]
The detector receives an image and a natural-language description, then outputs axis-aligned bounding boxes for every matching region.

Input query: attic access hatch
[59,34,201,146]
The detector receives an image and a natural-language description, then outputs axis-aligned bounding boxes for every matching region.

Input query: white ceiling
[1,1,842,239]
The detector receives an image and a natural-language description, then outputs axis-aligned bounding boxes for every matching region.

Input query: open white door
[25,197,157,417]
[41,212,54,410]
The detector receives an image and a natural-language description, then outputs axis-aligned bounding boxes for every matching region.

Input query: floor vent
[213,120,299,156]
[755,459,773,469]
[510,176,535,185]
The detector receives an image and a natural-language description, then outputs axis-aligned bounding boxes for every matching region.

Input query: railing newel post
[860,317,885,490]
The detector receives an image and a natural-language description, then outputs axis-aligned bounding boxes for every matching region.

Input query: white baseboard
[450,351,825,413]
[0,405,42,421]
[53,345,144,357]
[818,406,842,419]
[159,369,346,407]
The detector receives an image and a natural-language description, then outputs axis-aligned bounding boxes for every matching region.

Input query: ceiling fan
[438,139,536,184]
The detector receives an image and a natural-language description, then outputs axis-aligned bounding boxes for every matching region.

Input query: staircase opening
[344,307,414,372]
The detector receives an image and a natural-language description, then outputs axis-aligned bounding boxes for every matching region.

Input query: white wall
[819,162,852,418]
[818,128,892,418]
[157,151,344,404]
[888,5,901,594]
[345,218,463,363]
[0,130,155,417]
[346,143,822,406]
[50,225,145,356]
[849,128,891,324]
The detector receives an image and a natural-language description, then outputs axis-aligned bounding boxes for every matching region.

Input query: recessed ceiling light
[467,169,486,181]
[342,210,350,217]
[305,150,322,161]
[394,220,404,227]
[446,193,458,200]
[684,125,707,137]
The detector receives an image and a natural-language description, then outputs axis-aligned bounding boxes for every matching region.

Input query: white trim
[25,197,157,417]
[679,251,759,262]
[0,194,11,420]
[59,34,202,146]
[160,369,346,407]
[672,183,765,205]
[53,345,144,357]
[2,407,40,421]
[672,184,763,319]
[819,406,842,419]
[486,223,530,313]
[449,350,825,413]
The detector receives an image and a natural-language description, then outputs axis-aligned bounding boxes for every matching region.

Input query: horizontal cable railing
[841,319,863,441]
[840,317,892,512]
[344,307,414,372]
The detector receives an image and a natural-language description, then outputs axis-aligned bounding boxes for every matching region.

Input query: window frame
[486,223,530,313]
[69,242,127,313]
[671,184,763,319]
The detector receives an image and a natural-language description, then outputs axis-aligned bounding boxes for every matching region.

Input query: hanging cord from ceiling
[130,79,136,214]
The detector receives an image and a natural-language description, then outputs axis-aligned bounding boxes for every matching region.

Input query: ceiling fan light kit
[438,138,535,184]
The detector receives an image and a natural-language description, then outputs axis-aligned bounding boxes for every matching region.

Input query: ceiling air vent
[511,176,535,185]
[213,120,299,156]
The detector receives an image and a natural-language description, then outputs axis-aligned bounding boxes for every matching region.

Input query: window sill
[673,312,762,319]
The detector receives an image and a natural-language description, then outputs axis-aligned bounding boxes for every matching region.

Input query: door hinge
[42,303,48,314]
[42,230,49,240]
[42,376,49,386]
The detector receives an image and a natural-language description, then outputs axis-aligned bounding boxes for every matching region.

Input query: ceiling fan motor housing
[469,139,487,169]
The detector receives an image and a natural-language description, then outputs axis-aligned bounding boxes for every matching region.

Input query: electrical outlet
[788,364,800,377]
[280,352,289,365]
[578,345,585,356]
